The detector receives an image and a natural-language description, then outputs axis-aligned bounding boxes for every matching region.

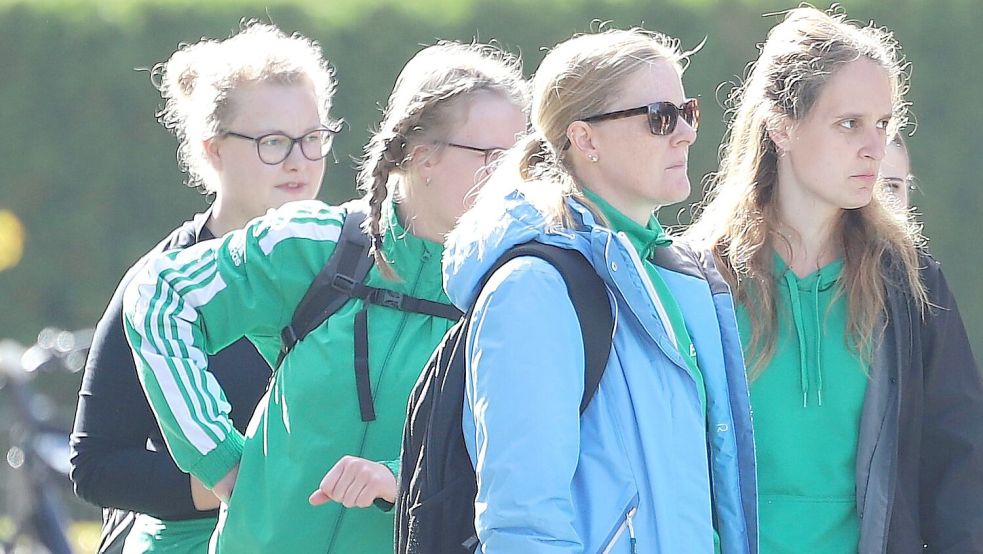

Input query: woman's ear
[566,120,599,162]
[404,143,437,185]
[204,138,223,171]
[407,143,437,168]
[767,115,795,154]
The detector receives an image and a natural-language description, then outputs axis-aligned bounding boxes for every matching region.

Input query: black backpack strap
[442,243,613,551]
[348,283,463,320]
[277,199,464,424]
[483,242,614,413]
[346,282,462,424]
[353,307,376,421]
[276,200,373,369]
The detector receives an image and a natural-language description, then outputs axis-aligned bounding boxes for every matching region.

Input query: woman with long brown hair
[687,7,983,552]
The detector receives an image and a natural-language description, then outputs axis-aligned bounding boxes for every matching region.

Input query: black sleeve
[69,264,208,520]
[917,260,983,552]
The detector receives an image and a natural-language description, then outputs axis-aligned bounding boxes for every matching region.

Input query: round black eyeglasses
[221,121,344,165]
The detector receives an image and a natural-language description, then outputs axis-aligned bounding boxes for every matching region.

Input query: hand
[190,475,221,511]
[309,456,397,508]
[211,464,239,504]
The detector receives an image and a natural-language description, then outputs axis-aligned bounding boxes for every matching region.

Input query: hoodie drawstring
[783,271,810,408]
[813,272,824,407]
[783,266,828,408]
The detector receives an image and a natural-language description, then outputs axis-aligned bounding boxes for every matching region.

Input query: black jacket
[69,213,272,520]
[858,254,983,553]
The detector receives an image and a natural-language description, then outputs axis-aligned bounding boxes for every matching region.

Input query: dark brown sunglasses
[583,98,700,136]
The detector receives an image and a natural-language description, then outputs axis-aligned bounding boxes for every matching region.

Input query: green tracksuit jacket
[123,200,456,552]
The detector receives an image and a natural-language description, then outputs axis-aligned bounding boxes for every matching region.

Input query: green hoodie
[736,255,868,553]
[123,201,455,553]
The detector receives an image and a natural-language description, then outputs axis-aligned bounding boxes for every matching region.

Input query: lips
[666,160,687,170]
[276,182,307,192]
[851,173,877,184]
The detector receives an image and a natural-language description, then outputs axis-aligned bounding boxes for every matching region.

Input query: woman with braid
[121,42,528,552]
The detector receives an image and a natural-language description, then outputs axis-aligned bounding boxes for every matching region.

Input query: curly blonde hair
[154,21,337,192]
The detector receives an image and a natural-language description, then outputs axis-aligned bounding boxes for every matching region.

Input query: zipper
[325,250,432,552]
[596,232,621,337]
[368,248,432,418]
[601,505,638,554]
[626,506,637,554]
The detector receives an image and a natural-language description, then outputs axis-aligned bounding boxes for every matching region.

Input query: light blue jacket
[443,190,758,553]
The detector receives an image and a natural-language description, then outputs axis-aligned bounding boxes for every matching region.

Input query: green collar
[383,200,445,265]
[582,187,672,259]
[773,252,843,293]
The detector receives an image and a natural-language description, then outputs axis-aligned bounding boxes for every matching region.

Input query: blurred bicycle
[1,328,91,554]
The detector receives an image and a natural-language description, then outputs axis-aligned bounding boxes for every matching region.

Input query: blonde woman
[442,29,757,553]
[70,22,337,553]
[687,7,983,552]
[122,41,527,552]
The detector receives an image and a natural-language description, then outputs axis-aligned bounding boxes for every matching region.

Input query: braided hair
[356,41,527,280]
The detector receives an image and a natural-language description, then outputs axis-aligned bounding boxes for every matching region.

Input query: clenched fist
[309,455,397,508]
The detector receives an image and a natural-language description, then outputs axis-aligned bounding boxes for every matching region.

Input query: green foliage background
[0,0,980,420]
[0,0,980,528]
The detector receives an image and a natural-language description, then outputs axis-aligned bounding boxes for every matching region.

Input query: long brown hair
[686,6,927,378]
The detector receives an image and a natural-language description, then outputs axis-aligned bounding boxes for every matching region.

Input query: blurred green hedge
[1,0,981,355]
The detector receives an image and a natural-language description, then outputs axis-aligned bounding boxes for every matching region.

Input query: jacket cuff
[380,458,400,482]
[372,458,400,512]
[191,431,245,488]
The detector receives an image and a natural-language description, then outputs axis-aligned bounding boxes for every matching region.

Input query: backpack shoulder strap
[276,200,373,369]
[485,242,614,413]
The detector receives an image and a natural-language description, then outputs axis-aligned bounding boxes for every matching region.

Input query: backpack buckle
[280,324,299,347]
[332,273,357,293]
[374,289,405,310]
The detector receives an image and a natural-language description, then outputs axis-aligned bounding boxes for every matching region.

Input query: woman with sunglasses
[443,28,756,552]
[687,7,983,552]
[69,22,338,553]
[121,41,528,552]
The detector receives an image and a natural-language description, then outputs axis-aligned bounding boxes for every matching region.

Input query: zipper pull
[627,506,637,554]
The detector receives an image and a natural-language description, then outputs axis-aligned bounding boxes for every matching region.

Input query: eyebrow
[834,112,893,120]
[251,124,331,136]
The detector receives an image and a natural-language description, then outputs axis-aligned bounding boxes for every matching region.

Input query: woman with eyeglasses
[686,7,983,552]
[69,22,337,554]
[121,41,528,552]
[442,28,756,552]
